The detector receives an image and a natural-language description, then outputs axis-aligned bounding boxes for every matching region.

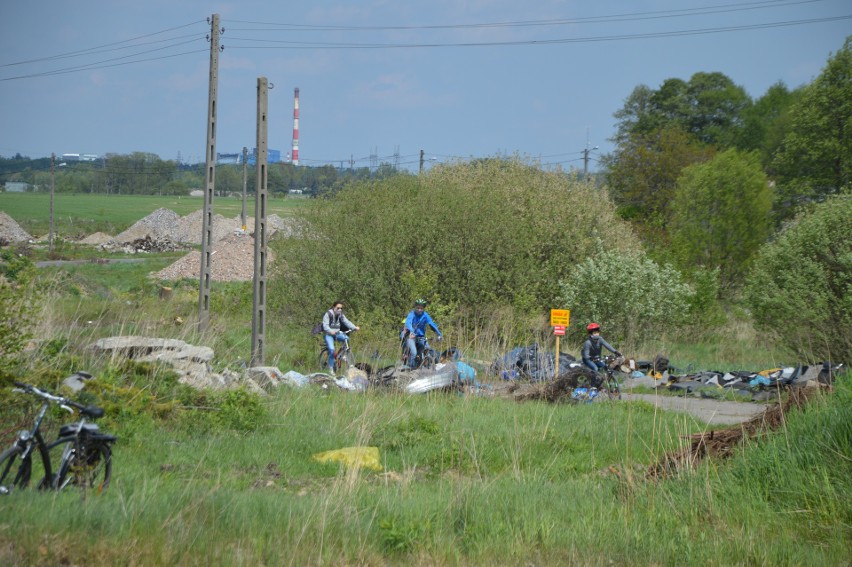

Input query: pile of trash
[91,335,481,396]
[487,343,843,402]
[662,363,843,401]
[489,343,581,382]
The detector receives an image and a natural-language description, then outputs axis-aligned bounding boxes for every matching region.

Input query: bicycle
[318,329,356,374]
[401,334,439,370]
[0,374,116,495]
[594,355,624,400]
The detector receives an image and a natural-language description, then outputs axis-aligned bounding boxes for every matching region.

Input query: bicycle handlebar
[12,379,105,418]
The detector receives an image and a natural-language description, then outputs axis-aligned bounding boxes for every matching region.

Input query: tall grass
[1,377,848,565]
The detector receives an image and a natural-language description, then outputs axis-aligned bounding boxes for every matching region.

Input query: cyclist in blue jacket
[402,298,442,369]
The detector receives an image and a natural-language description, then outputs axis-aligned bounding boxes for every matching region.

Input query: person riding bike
[581,322,621,373]
[401,299,442,369]
[321,301,360,373]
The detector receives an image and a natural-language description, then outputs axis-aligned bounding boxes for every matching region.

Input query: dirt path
[621,393,766,425]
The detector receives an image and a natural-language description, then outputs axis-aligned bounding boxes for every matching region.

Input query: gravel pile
[79,231,113,245]
[0,211,34,244]
[112,208,295,245]
[152,233,273,282]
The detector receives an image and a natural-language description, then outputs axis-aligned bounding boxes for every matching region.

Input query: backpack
[311,309,335,335]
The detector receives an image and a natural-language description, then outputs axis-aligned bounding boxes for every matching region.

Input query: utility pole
[419,149,424,174]
[251,76,270,367]
[582,145,598,178]
[49,153,55,253]
[241,146,248,230]
[198,13,221,332]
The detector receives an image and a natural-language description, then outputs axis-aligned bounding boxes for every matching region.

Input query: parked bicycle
[318,329,356,374]
[401,335,439,370]
[0,374,116,495]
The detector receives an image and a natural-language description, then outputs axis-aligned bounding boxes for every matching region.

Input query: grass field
[0,192,308,237]
[0,190,848,566]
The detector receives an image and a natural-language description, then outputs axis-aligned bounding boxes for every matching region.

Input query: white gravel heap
[152,233,272,282]
[0,211,34,243]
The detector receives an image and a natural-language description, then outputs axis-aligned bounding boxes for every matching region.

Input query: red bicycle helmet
[586,322,601,333]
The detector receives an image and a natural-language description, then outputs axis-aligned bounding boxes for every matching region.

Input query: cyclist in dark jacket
[581,322,621,372]
[402,298,442,369]
[321,301,359,373]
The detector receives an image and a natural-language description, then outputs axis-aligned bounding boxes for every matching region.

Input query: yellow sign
[550,309,570,326]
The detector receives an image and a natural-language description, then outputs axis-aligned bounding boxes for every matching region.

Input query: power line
[224,15,851,50]
[0,20,206,68]
[227,0,829,31]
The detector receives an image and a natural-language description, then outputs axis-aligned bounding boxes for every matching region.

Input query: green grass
[0,378,848,566]
[1,199,847,565]
[0,192,308,237]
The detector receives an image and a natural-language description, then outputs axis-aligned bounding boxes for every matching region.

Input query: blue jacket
[404,310,441,338]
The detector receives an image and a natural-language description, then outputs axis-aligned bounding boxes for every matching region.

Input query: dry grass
[647,385,823,479]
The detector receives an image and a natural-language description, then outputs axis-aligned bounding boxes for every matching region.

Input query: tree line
[0,152,408,197]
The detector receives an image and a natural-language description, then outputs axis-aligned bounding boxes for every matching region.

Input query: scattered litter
[313,446,382,471]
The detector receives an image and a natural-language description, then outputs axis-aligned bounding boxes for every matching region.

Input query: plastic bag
[312,446,383,471]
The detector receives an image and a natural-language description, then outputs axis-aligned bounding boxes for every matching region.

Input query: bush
[269,158,641,334]
[0,250,38,378]
[557,248,697,344]
[745,194,851,362]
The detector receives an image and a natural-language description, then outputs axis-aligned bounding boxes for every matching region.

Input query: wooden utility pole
[241,146,248,231]
[198,13,221,332]
[49,153,55,253]
[251,77,270,366]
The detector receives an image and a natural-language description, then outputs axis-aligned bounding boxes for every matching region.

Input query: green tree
[736,81,801,167]
[612,72,751,148]
[773,37,852,210]
[745,195,852,362]
[671,149,773,287]
[603,125,714,243]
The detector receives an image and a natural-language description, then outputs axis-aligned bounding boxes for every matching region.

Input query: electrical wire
[227,0,829,31]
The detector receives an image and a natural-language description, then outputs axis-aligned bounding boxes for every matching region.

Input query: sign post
[550,309,570,378]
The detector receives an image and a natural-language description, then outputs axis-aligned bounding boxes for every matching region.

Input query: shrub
[745,194,852,362]
[269,158,641,334]
[557,248,696,344]
[0,250,38,378]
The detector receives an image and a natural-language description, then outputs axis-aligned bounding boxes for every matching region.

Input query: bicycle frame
[5,399,56,490]
[2,379,115,494]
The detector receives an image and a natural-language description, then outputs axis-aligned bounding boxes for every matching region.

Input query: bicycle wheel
[418,349,437,370]
[318,348,333,372]
[55,441,112,494]
[603,374,622,401]
[0,446,31,493]
[336,349,355,373]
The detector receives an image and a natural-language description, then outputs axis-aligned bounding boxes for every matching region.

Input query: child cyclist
[401,299,442,369]
[581,322,621,373]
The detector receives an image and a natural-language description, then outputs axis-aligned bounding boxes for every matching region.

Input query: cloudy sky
[1,0,848,171]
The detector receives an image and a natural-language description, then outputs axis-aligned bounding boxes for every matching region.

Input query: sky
[0,0,849,173]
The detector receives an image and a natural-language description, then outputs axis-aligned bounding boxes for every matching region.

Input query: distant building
[61,153,99,162]
[246,148,282,165]
[4,181,29,192]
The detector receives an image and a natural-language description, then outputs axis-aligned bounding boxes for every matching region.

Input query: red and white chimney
[292,88,300,165]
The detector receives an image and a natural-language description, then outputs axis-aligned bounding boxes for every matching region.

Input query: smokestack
[292,88,300,165]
